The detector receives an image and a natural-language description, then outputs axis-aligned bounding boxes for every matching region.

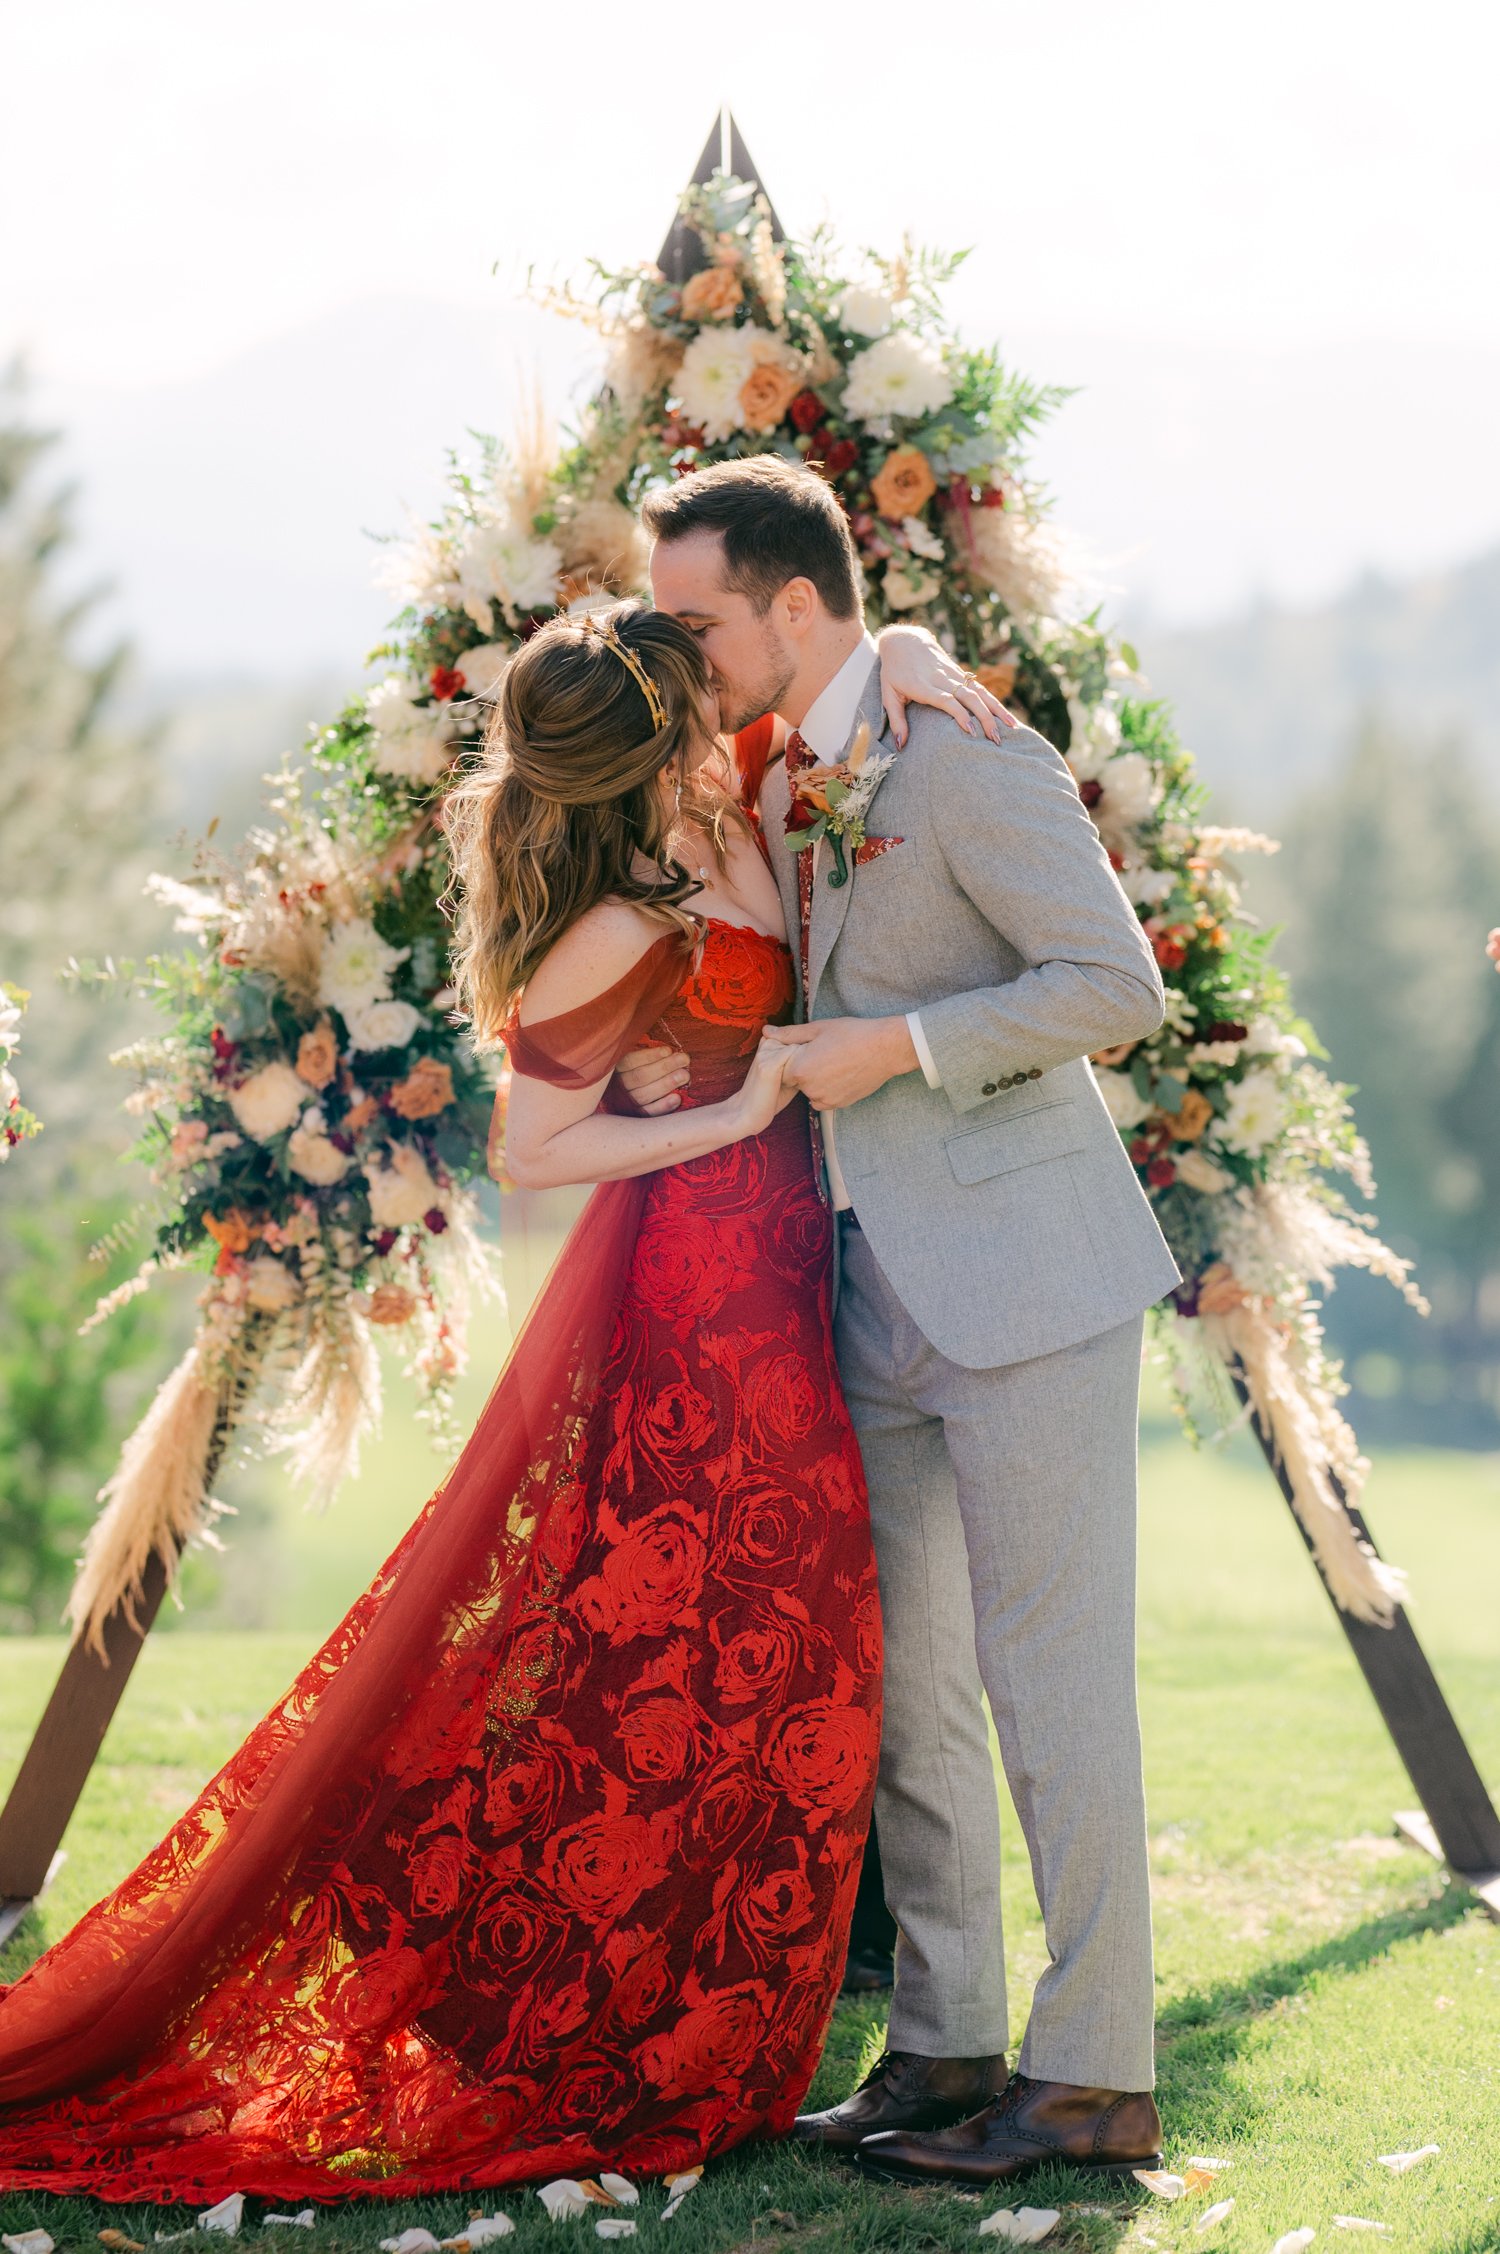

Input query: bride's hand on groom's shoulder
[876,623,1017,749]
[615,1041,691,1114]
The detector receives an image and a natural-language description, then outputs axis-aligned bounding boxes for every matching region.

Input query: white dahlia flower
[842,332,953,425]
[673,326,757,443]
[1095,751,1160,834]
[1214,1067,1289,1158]
[228,1060,308,1142]
[319,919,408,1021]
[836,286,895,338]
[455,517,563,633]
[366,1144,444,1229]
[1175,1147,1235,1195]
[1094,1068,1153,1131]
[365,675,459,787]
[286,1124,352,1186]
[346,998,423,1053]
[243,1254,303,1311]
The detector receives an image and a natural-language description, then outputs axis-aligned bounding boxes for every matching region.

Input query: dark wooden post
[657,107,783,286]
[1232,1373,1500,1916]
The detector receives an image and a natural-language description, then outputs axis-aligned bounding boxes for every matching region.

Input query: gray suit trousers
[836,1227,1155,2092]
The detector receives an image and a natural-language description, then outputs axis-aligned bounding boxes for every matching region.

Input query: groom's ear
[779,575,820,641]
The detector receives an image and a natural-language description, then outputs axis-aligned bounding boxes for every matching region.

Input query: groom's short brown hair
[641,456,861,620]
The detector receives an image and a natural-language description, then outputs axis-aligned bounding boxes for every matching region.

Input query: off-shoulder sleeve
[731,714,778,813]
[501,930,694,1088]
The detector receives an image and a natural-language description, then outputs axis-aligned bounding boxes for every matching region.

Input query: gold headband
[584,612,668,734]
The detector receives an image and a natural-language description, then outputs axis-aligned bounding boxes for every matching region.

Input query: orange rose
[975,659,1017,702]
[367,1284,417,1326]
[343,1094,378,1135]
[738,359,803,433]
[1171,1089,1215,1143]
[388,1055,454,1120]
[295,1020,338,1088]
[1196,1261,1247,1316]
[870,445,938,521]
[204,1208,255,1254]
[681,265,744,322]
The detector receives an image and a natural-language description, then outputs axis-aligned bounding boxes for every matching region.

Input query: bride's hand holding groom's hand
[763,1016,921,1110]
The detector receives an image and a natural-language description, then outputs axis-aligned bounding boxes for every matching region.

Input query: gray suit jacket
[761,671,1181,1368]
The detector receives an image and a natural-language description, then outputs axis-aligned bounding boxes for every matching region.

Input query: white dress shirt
[793,636,942,1209]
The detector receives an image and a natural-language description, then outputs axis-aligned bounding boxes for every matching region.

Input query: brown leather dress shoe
[792,2050,1008,2156]
[856,2071,1163,2184]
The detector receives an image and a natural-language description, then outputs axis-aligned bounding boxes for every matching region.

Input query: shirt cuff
[906,1010,942,1089]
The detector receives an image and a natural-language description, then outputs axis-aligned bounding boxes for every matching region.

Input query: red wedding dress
[0,800,881,2202]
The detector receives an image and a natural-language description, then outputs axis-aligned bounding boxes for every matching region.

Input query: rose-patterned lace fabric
[0,918,880,2204]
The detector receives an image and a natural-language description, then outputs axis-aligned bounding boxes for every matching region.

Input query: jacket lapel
[807,673,892,1010]
[757,757,805,1006]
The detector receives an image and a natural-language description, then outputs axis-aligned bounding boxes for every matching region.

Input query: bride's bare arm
[501,906,792,1191]
[875,623,1014,747]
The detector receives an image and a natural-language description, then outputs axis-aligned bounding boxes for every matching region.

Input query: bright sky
[4,0,1499,661]
[8,0,1498,384]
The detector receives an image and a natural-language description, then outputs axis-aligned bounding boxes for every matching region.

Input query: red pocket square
[855,834,905,867]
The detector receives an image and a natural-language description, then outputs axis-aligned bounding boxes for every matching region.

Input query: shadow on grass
[1154,1882,1475,2136]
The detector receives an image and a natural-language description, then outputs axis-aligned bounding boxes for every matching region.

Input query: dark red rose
[1147,1155,1177,1188]
[823,438,859,477]
[617,1694,705,1782]
[1078,778,1104,808]
[761,1699,878,1819]
[423,1205,449,1233]
[549,2047,638,2129]
[602,1928,676,2028]
[715,1478,808,1582]
[636,1369,722,1472]
[736,1841,817,1955]
[980,484,1008,508]
[688,1757,776,1862]
[741,1349,824,1452]
[483,1742,570,1837]
[713,1614,802,1708]
[371,1227,398,1255]
[638,1980,770,2099]
[328,1942,434,2034]
[630,1218,739,1324]
[1205,1020,1249,1043]
[463,1876,568,1997]
[543,1809,676,1925]
[789,389,825,433]
[430,664,466,699]
[575,1499,708,1641]
[409,1829,470,1918]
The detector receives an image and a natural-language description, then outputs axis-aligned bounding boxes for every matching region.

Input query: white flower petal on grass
[1377,2145,1438,2173]
[262,2217,316,2230]
[1333,2224,1392,2237]
[379,2235,440,2254]
[1270,2232,1316,2254]
[441,2221,514,2249]
[979,2208,1060,2242]
[663,2171,702,2198]
[537,2182,591,2222]
[597,2178,638,2206]
[198,2198,245,2236]
[595,2227,637,2244]
[1133,2173,1188,2200]
[1195,2201,1235,2233]
[4,2232,56,2254]
[151,2234,196,2246]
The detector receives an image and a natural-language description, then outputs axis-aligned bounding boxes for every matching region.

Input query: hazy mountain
[1135,547,1500,822]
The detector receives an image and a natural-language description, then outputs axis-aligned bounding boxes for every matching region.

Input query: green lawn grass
[1,1310,1496,2254]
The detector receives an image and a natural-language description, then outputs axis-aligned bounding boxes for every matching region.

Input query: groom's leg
[835,1228,1008,2058]
[918,1313,1155,2093]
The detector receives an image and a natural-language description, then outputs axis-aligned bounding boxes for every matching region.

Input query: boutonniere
[784,722,898,889]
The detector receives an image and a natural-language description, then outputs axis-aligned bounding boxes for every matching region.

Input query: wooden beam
[1233,1374,1500,1878]
[1394,1809,1500,1922]
[0,1547,173,1904]
[656,107,784,283]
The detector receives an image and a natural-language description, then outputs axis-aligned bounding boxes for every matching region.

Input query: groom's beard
[711,647,796,737]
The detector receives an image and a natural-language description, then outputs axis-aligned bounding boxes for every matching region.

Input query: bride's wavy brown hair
[444,602,740,1045]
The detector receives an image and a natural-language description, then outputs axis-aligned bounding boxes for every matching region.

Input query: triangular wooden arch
[656,106,784,285]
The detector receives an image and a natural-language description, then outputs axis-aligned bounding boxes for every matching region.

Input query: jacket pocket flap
[945,1100,1086,1185]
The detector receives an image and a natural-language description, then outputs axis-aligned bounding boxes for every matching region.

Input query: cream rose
[1175,1147,1235,1195]
[346,999,422,1053]
[1095,1067,1152,1132]
[287,1124,352,1186]
[366,1144,443,1229]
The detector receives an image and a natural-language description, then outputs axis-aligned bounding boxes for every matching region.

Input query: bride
[0,606,996,2202]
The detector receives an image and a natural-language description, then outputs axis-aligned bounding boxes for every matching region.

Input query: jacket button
[1028,1067,1043,1079]
[981,1081,997,1096]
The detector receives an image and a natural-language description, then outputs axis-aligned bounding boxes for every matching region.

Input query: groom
[632,457,1180,2185]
